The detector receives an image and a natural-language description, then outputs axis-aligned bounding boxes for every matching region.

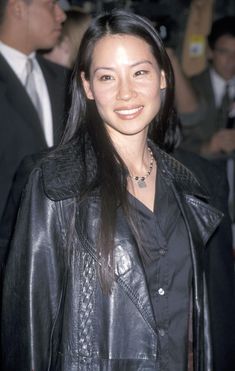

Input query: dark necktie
[25,58,43,124]
[227,95,235,129]
[218,83,230,129]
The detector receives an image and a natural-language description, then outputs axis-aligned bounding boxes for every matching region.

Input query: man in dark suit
[0,0,70,221]
[179,16,235,156]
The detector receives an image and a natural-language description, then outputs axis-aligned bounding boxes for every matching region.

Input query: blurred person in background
[0,0,70,266]
[175,16,235,252]
[165,16,235,253]
[179,16,235,157]
[43,7,91,69]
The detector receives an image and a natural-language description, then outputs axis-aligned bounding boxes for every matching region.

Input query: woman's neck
[110,133,149,173]
[109,131,157,211]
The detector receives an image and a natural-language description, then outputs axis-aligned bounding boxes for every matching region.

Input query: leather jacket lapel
[152,146,224,246]
[113,236,157,336]
[181,194,222,245]
[76,198,157,336]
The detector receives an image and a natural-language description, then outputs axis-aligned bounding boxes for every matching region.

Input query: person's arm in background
[166,47,208,131]
[166,47,199,113]
[167,44,235,156]
[200,129,235,156]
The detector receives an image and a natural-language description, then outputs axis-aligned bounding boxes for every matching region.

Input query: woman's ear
[81,72,94,100]
[160,70,167,89]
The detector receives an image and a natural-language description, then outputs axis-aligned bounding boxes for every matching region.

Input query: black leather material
[1,137,225,370]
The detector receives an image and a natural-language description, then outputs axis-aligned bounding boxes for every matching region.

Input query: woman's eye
[134,70,149,77]
[99,75,114,81]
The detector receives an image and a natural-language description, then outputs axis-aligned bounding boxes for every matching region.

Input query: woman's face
[82,34,166,140]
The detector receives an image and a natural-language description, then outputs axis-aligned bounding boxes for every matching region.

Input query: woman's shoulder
[151,143,210,199]
[40,136,97,202]
[172,148,229,209]
[12,143,80,204]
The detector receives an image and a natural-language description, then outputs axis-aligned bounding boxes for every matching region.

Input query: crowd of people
[0,1,234,370]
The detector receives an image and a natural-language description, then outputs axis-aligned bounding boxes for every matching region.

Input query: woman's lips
[114,105,144,120]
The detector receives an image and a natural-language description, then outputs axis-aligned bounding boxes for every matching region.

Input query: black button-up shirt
[129,162,192,371]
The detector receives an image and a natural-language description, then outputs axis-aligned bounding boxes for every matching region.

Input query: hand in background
[201,129,235,155]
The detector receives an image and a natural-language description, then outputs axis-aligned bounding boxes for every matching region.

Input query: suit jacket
[0,52,70,220]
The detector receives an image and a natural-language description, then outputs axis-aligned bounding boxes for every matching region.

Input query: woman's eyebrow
[131,60,153,68]
[94,60,153,74]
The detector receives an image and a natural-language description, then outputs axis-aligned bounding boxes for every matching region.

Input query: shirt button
[158,288,165,296]
[159,248,166,256]
[159,328,165,337]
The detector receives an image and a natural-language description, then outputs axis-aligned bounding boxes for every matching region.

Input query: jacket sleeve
[1,167,66,371]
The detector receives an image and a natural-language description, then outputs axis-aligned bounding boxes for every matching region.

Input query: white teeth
[115,106,142,115]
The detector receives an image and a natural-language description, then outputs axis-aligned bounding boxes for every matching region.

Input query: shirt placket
[151,225,169,371]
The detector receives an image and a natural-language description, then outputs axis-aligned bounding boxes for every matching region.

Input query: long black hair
[62,9,176,293]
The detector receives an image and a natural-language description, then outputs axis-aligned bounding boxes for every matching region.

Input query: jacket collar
[150,143,210,200]
[42,132,98,201]
[150,145,223,246]
[42,134,223,247]
[42,134,211,203]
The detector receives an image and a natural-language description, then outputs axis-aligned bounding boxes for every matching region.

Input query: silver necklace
[130,147,154,188]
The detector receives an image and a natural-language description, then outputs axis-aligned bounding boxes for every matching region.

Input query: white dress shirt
[0,41,54,147]
[210,68,235,110]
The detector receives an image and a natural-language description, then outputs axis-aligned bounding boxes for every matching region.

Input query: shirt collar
[0,41,36,84]
[210,68,235,107]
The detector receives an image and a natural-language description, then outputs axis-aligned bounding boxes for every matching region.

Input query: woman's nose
[116,79,137,101]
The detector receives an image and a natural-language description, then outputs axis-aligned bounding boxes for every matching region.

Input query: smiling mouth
[114,106,143,116]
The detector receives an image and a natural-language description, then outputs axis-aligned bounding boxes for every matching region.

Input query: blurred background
[60,0,235,51]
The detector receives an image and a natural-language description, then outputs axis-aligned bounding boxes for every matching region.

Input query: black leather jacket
[1,137,223,371]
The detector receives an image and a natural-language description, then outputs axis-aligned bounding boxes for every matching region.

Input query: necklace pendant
[137,179,147,188]
[130,147,154,188]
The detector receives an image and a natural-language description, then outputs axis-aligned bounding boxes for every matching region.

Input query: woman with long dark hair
[1,9,230,371]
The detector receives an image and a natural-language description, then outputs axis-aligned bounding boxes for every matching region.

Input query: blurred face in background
[210,35,235,80]
[21,0,66,53]
[43,10,91,69]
